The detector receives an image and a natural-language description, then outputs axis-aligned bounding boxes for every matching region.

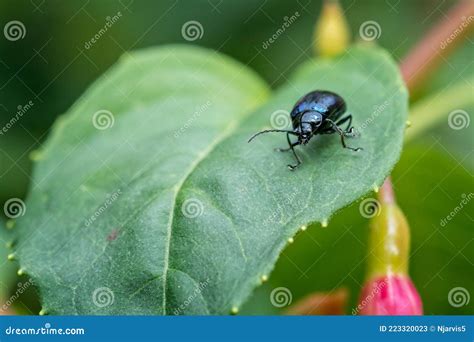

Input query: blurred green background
[0,0,472,315]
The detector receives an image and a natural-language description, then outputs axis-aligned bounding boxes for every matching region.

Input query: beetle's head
[298,122,313,144]
[297,111,323,144]
[299,132,311,145]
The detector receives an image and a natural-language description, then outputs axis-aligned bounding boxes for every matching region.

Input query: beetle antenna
[248,129,296,143]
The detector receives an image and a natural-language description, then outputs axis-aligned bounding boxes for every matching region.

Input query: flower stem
[382,0,474,201]
[405,79,473,142]
[400,0,474,92]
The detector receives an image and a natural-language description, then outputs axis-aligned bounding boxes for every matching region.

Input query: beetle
[248,90,362,170]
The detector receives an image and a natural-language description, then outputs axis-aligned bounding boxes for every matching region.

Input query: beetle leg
[326,119,363,152]
[287,138,302,171]
[335,114,358,137]
[335,114,352,130]
[274,133,302,170]
[287,145,302,171]
[275,132,297,152]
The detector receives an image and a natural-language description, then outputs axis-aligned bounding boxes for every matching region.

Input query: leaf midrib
[161,114,256,314]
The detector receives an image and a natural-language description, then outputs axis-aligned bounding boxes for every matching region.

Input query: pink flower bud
[357,179,423,315]
[357,274,423,315]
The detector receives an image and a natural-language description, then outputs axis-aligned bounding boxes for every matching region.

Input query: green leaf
[0,220,16,299]
[15,45,407,314]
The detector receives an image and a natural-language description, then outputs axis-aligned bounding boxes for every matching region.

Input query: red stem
[379,177,395,205]
[400,0,474,91]
[382,0,473,201]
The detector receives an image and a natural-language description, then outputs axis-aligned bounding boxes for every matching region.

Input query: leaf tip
[372,184,380,193]
[230,306,239,315]
[260,275,269,283]
[300,225,307,231]
[29,149,44,162]
[321,219,329,228]
[7,253,16,261]
[39,309,47,316]
[5,220,15,230]
[17,268,25,276]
